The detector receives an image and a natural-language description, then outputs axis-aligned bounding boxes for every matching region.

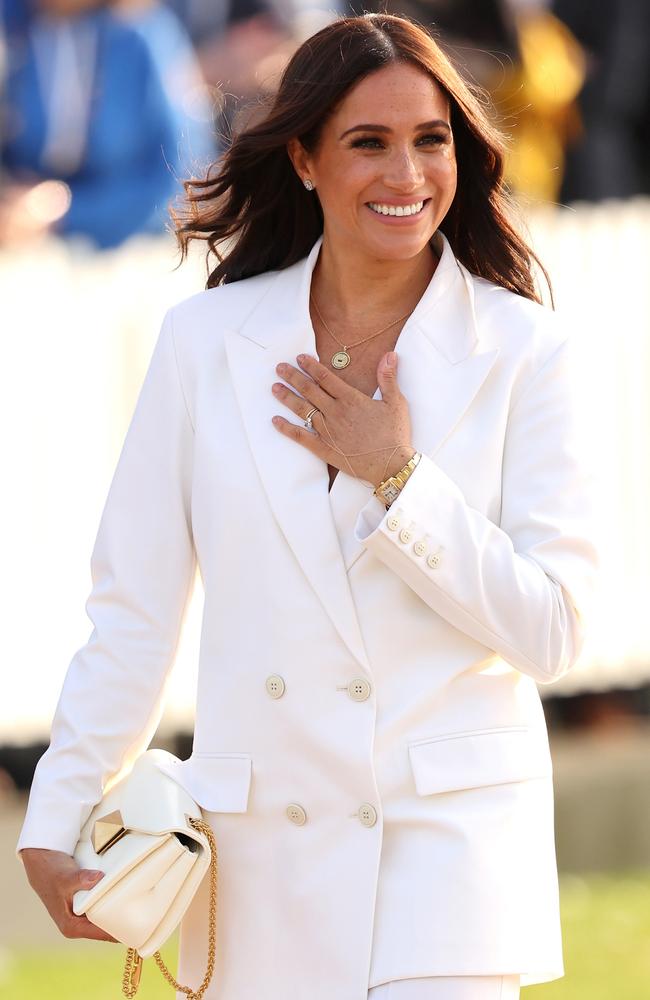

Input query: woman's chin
[358,224,436,261]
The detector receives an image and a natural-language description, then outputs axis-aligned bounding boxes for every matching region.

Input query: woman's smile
[366,197,431,222]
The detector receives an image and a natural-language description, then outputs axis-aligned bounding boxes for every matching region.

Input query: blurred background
[1,0,649,996]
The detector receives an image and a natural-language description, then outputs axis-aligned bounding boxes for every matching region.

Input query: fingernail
[387,352,396,367]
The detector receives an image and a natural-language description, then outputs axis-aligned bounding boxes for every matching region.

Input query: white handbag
[72,748,217,999]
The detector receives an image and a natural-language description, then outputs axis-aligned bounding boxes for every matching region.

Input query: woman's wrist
[373,445,418,489]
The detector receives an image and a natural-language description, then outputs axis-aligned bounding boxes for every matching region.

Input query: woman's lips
[365,198,431,223]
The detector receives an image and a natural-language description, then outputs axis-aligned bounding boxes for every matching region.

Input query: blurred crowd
[0,0,648,249]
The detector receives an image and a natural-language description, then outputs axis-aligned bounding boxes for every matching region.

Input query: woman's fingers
[20,848,118,943]
[273,362,333,412]
[62,866,118,941]
[295,354,352,399]
[60,908,119,943]
[70,866,104,891]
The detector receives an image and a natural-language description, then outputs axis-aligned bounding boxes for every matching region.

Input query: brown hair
[172,12,551,303]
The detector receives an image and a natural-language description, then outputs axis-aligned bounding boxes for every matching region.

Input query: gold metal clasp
[128,953,143,990]
[123,949,143,998]
[92,809,128,855]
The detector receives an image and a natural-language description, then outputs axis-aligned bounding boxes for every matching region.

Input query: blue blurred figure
[0,0,217,247]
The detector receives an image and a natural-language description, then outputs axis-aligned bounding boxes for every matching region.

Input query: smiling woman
[173,12,550,302]
[17,12,599,1000]
[286,61,457,279]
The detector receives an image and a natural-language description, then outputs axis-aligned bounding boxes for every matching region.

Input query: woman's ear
[286,138,312,186]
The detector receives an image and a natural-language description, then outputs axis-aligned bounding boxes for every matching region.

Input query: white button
[265,675,285,698]
[399,527,412,544]
[387,515,400,531]
[426,552,441,568]
[347,678,371,702]
[413,540,426,556]
[286,803,307,825]
[358,803,378,827]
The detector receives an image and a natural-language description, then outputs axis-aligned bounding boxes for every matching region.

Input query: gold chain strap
[122,817,218,999]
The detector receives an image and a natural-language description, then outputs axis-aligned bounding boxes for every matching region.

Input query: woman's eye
[416,133,447,146]
[350,134,448,151]
[350,138,384,149]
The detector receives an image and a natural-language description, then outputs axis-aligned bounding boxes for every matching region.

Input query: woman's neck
[309,234,438,328]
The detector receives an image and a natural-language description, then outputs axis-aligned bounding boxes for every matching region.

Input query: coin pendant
[331,350,351,369]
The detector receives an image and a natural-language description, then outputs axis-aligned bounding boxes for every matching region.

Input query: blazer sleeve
[16,307,196,857]
[353,334,601,686]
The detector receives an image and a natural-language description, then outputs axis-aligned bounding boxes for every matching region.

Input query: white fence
[2,200,649,740]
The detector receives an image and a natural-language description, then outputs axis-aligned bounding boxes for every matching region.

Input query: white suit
[17,231,600,999]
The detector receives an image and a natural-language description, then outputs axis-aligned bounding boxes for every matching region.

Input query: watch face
[382,481,401,504]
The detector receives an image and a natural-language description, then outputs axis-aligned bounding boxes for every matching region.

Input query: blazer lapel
[329,234,500,571]
[224,239,372,672]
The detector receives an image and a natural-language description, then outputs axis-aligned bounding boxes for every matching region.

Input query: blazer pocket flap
[408,727,553,796]
[155,753,252,813]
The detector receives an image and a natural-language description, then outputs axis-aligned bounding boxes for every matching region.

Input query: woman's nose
[384,148,424,189]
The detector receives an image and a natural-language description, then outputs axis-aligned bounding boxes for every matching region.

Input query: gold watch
[373,451,421,508]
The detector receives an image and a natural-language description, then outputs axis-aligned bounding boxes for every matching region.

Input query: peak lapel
[223,239,372,672]
[330,236,500,572]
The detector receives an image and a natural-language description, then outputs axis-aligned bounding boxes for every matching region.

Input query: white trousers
[367,976,520,999]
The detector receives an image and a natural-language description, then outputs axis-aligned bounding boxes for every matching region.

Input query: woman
[17,12,600,1000]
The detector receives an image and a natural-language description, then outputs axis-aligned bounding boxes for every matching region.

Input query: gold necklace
[310,294,412,370]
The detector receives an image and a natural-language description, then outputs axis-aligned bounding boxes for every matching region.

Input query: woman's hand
[20,847,118,942]
[271,350,415,485]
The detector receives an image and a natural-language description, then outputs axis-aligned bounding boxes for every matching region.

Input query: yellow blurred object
[518,10,586,109]
[506,120,565,204]
[487,11,586,203]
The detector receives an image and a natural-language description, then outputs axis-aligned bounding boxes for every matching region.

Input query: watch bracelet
[374,450,421,507]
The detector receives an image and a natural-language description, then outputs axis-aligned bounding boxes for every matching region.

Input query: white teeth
[368,201,424,217]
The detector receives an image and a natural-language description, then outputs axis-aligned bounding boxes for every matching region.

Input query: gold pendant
[331,350,351,369]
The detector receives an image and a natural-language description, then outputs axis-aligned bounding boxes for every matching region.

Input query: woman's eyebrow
[339,120,451,139]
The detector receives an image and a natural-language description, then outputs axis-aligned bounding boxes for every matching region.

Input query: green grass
[3,871,649,999]
[524,870,650,1000]
[0,937,179,999]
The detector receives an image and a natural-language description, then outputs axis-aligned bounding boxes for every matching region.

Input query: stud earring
[303,179,314,191]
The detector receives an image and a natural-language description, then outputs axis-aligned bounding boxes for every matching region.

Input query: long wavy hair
[172,12,551,303]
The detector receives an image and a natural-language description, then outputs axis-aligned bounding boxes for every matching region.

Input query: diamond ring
[304,407,319,431]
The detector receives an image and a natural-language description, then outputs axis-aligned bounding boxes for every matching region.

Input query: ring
[304,406,319,431]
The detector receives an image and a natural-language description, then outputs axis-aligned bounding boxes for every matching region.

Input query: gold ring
[304,406,319,430]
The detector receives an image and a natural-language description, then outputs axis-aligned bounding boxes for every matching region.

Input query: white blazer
[17,231,600,998]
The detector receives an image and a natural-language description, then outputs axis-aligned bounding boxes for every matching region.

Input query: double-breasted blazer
[17,230,600,998]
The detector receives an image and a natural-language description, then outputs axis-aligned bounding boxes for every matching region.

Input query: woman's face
[289,61,457,263]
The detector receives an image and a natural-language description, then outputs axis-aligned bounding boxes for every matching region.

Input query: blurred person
[194,0,301,142]
[16,13,599,1000]
[0,0,217,247]
[553,0,650,201]
[177,0,339,145]
[350,0,521,89]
